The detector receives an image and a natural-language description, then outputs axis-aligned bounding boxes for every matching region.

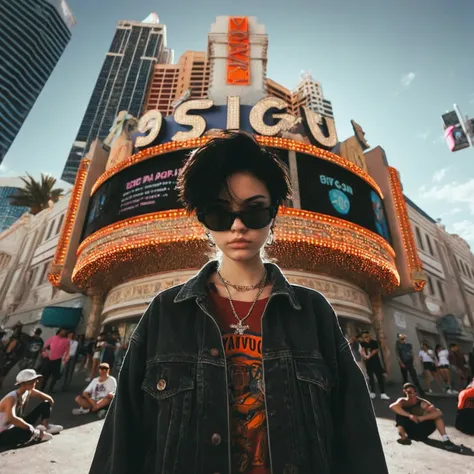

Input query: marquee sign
[227,17,250,85]
[135,96,338,150]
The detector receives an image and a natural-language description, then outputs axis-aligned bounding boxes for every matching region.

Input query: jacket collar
[174,260,302,310]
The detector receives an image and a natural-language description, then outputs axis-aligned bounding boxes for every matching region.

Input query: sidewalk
[1,370,473,473]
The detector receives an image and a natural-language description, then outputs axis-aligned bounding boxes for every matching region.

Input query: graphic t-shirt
[84,376,117,401]
[361,339,382,369]
[25,336,44,359]
[209,290,270,474]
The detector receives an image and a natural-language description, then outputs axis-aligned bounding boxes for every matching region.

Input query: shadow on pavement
[421,438,474,456]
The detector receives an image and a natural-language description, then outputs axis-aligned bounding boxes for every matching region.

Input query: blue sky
[2,0,474,244]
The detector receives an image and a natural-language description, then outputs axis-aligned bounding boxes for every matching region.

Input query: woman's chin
[222,248,260,262]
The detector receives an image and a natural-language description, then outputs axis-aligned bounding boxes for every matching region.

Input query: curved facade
[50,16,430,380]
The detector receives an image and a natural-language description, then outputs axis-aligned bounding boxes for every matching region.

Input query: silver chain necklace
[217,269,267,335]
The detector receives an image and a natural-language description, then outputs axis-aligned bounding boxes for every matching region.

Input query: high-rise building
[145,54,334,121]
[294,72,334,118]
[0,178,29,233]
[61,13,171,184]
[145,51,210,116]
[0,0,75,164]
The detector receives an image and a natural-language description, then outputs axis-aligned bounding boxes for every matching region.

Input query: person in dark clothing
[89,131,389,474]
[449,343,469,390]
[0,324,26,389]
[361,331,390,400]
[395,333,424,395]
[100,333,118,368]
[19,328,44,371]
[390,383,464,452]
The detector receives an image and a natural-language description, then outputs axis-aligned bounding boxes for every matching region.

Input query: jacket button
[156,379,167,391]
[211,433,221,446]
[210,348,220,357]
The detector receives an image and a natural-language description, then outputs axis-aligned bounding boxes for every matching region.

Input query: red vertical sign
[227,17,250,85]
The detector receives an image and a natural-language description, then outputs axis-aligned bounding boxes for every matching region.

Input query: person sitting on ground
[455,378,474,435]
[0,369,63,448]
[72,362,116,418]
[389,383,463,452]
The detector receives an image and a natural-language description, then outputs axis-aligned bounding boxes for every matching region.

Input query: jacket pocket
[294,358,333,472]
[141,361,196,474]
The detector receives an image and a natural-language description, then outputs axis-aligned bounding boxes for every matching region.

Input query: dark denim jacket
[90,261,388,474]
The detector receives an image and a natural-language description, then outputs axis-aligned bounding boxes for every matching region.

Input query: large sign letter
[301,106,338,149]
[172,99,214,141]
[249,97,298,136]
[135,110,163,148]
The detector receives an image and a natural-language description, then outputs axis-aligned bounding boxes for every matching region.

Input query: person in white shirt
[0,369,63,449]
[72,362,117,418]
[62,331,79,390]
[435,344,458,395]
[419,343,444,394]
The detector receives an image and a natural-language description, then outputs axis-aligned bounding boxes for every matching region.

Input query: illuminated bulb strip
[90,136,383,197]
[76,207,396,262]
[72,211,399,292]
[48,159,90,286]
[388,167,424,286]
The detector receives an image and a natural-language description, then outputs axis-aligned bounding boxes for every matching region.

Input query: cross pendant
[230,321,250,335]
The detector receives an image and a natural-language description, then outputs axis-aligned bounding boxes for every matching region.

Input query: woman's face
[206,172,273,263]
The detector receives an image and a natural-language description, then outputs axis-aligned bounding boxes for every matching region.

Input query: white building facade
[0,193,88,339]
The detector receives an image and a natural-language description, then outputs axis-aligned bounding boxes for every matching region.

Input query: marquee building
[2,16,473,382]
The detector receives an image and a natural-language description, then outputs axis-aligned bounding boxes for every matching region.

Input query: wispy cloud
[417,130,430,140]
[401,72,416,87]
[419,178,474,213]
[0,164,16,177]
[452,220,474,243]
[432,167,450,183]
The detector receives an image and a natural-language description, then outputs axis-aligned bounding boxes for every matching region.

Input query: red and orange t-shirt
[458,386,474,410]
[209,289,271,474]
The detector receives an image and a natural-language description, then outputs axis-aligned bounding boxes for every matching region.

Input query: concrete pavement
[1,368,473,473]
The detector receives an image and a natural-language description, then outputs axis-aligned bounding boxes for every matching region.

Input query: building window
[426,235,435,256]
[415,227,424,251]
[426,276,434,295]
[436,280,445,303]
[56,214,65,235]
[45,220,55,241]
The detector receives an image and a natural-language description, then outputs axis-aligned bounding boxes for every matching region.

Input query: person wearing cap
[72,362,117,418]
[0,369,63,448]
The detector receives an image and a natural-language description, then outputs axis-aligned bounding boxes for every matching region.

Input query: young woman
[435,344,457,395]
[90,131,388,474]
[419,342,444,393]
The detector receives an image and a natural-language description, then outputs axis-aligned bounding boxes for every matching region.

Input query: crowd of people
[0,323,121,449]
[350,330,474,449]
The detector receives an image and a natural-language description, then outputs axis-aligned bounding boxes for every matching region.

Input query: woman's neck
[218,256,266,287]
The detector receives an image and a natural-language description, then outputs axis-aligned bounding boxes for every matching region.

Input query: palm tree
[9,173,64,215]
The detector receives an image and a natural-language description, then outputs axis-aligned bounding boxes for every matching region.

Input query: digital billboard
[82,148,390,243]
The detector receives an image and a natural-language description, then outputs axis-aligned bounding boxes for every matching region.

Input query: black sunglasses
[197,207,277,232]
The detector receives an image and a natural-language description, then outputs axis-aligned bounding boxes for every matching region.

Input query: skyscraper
[0,178,29,233]
[0,0,75,165]
[294,72,334,118]
[61,13,171,184]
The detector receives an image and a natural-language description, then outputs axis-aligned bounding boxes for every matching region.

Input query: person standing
[19,328,44,371]
[361,331,390,400]
[434,344,457,395]
[419,343,444,394]
[0,369,63,448]
[39,329,69,393]
[0,323,26,389]
[62,332,78,390]
[395,334,423,394]
[449,344,469,390]
[89,131,389,473]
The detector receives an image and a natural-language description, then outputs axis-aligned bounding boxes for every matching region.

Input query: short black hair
[403,383,417,392]
[177,131,292,213]
[34,328,42,335]
[449,343,458,349]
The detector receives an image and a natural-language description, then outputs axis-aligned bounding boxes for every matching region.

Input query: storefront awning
[40,306,82,329]
[438,313,463,336]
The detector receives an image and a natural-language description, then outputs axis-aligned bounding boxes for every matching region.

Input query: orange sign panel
[227,17,250,85]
